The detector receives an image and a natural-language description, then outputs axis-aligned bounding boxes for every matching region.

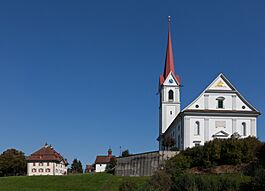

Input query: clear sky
[0,0,264,167]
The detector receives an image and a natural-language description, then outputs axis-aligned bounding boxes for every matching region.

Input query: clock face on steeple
[169,79,174,84]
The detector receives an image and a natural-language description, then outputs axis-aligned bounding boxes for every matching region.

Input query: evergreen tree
[106,157,117,174]
[122,150,130,157]
[70,158,83,174]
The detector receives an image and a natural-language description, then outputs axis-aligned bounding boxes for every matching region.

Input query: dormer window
[216,97,225,109]
[168,90,174,101]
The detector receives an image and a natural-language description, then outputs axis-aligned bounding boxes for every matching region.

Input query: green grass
[0,173,149,191]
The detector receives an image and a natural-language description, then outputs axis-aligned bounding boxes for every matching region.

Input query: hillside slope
[0,173,148,191]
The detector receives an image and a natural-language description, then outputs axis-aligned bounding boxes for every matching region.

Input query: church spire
[164,16,175,78]
[160,16,180,86]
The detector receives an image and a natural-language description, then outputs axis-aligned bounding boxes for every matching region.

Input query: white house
[158,18,260,150]
[27,143,68,176]
[94,149,114,172]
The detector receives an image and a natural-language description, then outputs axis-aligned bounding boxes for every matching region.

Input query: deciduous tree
[0,149,27,177]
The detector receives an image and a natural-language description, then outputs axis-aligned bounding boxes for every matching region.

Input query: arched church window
[242,122,246,136]
[168,90,174,101]
[195,121,200,135]
[216,97,225,109]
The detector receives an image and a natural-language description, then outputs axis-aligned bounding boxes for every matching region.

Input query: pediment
[183,73,259,113]
[208,75,233,91]
[163,72,179,86]
[212,130,229,138]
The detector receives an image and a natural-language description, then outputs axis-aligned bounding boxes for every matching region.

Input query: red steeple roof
[160,16,180,86]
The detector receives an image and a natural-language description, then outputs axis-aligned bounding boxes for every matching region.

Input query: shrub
[172,174,197,191]
[256,143,265,166]
[164,154,190,175]
[171,174,249,191]
[149,170,172,191]
[251,168,265,191]
[177,137,262,168]
[240,137,262,163]
[149,138,263,190]
[220,138,243,165]
[119,179,138,191]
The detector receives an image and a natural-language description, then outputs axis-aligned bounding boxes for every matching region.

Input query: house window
[216,97,225,108]
[39,168,43,173]
[47,162,49,166]
[32,168,36,173]
[33,162,35,166]
[168,90,174,101]
[39,162,43,166]
[242,122,246,136]
[194,121,200,135]
[46,168,50,173]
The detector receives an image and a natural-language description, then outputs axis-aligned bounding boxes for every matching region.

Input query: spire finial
[168,16,171,31]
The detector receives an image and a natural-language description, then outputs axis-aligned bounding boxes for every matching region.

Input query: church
[115,18,261,177]
[158,18,261,150]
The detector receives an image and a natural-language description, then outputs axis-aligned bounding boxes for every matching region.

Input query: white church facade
[158,18,260,150]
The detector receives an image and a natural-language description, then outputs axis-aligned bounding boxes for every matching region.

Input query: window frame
[194,121,200,135]
[242,122,246,136]
[216,97,225,109]
[168,90,174,101]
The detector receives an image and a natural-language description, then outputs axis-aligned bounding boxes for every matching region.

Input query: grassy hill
[0,173,149,191]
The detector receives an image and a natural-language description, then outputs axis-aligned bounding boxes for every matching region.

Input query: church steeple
[160,16,180,86]
[159,16,181,150]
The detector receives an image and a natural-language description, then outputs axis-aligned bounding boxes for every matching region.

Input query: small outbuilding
[94,149,114,172]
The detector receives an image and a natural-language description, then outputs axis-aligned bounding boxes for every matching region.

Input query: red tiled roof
[86,165,94,171]
[27,145,68,165]
[95,156,114,164]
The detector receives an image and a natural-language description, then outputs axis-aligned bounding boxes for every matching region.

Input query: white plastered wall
[183,115,257,149]
[95,164,107,172]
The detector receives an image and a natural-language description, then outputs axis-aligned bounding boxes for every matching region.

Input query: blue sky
[0,0,264,166]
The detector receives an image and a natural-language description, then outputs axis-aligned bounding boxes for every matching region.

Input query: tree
[162,137,176,150]
[0,149,27,177]
[122,149,130,157]
[106,157,117,174]
[70,159,83,174]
